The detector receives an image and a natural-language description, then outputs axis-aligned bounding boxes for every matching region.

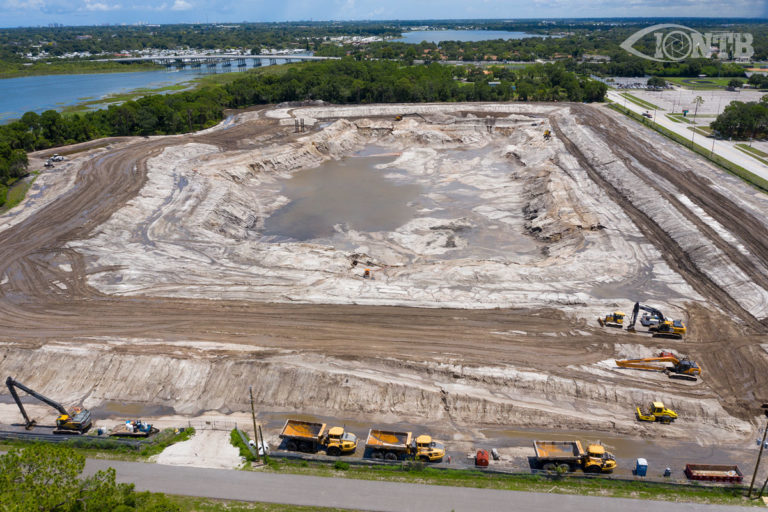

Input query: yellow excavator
[636,401,678,423]
[626,302,686,339]
[615,351,702,381]
[598,311,625,328]
[5,376,92,434]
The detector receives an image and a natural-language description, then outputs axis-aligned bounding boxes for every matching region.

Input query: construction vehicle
[598,311,625,328]
[626,302,686,339]
[394,113,427,122]
[5,376,92,434]
[532,440,616,473]
[279,419,357,455]
[365,428,445,462]
[636,401,678,423]
[109,420,159,438]
[615,351,702,381]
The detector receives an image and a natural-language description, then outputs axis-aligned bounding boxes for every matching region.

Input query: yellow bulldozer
[598,311,625,328]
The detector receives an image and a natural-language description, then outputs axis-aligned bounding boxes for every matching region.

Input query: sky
[1,0,767,27]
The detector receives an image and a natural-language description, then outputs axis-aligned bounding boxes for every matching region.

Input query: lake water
[262,155,421,242]
[396,29,546,44]
[0,58,289,124]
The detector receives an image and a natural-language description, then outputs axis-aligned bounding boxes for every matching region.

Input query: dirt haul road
[0,102,767,447]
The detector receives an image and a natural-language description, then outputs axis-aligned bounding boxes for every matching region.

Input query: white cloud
[171,0,191,10]
[3,0,45,9]
[81,0,122,10]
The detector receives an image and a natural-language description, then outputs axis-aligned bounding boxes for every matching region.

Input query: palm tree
[693,95,704,123]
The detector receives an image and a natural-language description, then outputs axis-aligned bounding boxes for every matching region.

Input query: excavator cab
[56,408,92,431]
[653,320,686,339]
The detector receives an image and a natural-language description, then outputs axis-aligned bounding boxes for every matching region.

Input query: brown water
[90,401,175,420]
[262,156,421,242]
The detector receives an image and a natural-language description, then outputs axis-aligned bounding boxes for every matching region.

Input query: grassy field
[619,93,661,111]
[664,77,739,90]
[254,458,759,507]
[609,102,768,194]
[167,496,352,512]
[60,65,292,115]
[0,426,195,462]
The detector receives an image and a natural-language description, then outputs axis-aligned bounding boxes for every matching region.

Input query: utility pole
[249,386,260,463]
[748,404,768,498]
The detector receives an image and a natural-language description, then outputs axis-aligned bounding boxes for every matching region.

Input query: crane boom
[6,376,69,429]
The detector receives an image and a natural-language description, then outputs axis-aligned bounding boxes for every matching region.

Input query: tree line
[1,444,180,511]
[710,96,768,140]
[0,59,607,206]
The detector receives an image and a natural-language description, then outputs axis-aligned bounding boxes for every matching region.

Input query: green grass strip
[735,145,768,167]
[619,92,661,111]
[255,458,760,507]
[737,143,768,158]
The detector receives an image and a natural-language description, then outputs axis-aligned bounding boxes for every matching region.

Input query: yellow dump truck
[365,429,445,462]
[636,401,678,423]
[279,419,357,455]
[533,440,616,473]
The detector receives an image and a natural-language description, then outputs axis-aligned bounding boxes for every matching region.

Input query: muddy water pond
[263,155,421,241]
[90,401,176,420]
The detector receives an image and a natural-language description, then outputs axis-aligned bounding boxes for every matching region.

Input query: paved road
[83,459,756,511]
[606,90,768,182]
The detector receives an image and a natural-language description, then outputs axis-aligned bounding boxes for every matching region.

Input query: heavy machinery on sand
[597,311,625,328]
[636,401,678,423]
[532,440,616,473]
[279,419,358,455]
[615,351,702,381]
[626,302,686,339]
[365,428,445,462]
[5,376,92,434]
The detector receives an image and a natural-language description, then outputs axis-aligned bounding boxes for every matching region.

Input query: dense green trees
[0,59,607,206]
[0,444,179,511]
[710,96,768,140]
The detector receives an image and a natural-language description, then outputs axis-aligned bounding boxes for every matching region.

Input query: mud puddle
[262,155,421,242]
[90,401,176,420]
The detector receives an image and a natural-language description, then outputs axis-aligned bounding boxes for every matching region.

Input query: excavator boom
[615,354,701,379]
[6,376,71,429]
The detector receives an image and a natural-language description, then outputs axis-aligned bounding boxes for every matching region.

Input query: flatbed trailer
[685,464,743,483]
[279,419,326,453]
[109,422,159,438]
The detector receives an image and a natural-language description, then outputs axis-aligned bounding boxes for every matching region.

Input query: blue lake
[0,59,290,124]
[396,29,546,44]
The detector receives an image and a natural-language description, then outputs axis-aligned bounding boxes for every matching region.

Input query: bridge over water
[99,54,339,69]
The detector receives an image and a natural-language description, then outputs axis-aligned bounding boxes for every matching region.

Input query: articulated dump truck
[533,440,616,473]
[279,419,358,456]
[365,428,445,462]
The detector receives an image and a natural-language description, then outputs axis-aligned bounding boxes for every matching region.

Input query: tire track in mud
[0,104,764,426]
[576,106,768,310]
[551,106,768,419]
[550,108,765,333]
